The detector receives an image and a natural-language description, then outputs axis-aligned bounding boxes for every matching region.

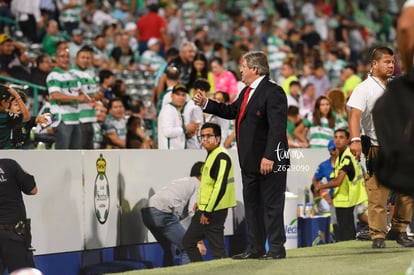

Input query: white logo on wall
[94,154,110,224]
[275,143,310,173]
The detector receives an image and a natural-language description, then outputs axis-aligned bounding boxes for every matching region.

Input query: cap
[172,84,188,94]
[124,22,136,32]
[0,34,11,44]
[328,139,336,151]
[71,29,82,36]
[147,37,159,48]
[0,85,10,101]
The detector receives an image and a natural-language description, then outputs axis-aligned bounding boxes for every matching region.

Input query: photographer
[0,158,38,274]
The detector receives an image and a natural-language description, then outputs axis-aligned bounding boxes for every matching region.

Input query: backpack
[372,68,414,196]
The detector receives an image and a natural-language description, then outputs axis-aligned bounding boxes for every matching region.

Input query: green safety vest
[333,147,368,208]
[198,146,236,212]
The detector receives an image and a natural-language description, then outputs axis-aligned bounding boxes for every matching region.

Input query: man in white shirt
[348,46,414,249]
[157,84,199,149]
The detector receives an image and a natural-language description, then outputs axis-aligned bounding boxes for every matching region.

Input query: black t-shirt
[0,159,36,224]
[110,47,134,67]
[0,49,31,81]
[0,110,24,149]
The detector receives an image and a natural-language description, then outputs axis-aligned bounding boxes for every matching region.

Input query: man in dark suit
[194,51,289,260]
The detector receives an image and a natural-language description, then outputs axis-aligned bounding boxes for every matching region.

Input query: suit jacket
[205,76,289,173]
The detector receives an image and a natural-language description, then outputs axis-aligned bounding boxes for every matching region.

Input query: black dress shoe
[259,251,286,260]
[372,238,386,249]
[232,251,262,260]
[395,232,414,247]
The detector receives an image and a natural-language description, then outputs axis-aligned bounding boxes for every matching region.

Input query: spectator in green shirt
[42,19,69,56]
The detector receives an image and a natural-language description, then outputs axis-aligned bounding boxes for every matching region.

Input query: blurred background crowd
[0,0,405,150]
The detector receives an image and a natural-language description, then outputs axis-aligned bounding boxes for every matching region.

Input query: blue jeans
[54,122,82,149]
[141,207,189,266]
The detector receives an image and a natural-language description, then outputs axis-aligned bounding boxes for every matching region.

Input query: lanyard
[369,75,386,92]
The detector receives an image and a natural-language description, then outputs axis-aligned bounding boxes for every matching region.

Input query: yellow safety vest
[198,146,237,212]
[333,147,368,208]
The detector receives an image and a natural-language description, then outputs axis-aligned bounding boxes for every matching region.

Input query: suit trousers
[367,147,413,239]
[183,209,228,262]
[242,170,287,255]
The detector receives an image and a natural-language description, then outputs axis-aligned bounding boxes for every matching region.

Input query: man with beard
[348,46,414,248]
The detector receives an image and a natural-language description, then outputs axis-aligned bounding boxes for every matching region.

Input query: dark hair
[313,96,335,128]
[35,54,48,67]
[0,85,10,102]
[287,105,299,116]
[108,98,123,110]
[55,40,68,50]
[130,100,145,114]
[210,56,223,67]
[190,161,204,177]
[189,52,209,86]
[166,47,179,59]
[148,3,159,12]
[99,69,114,84]
[313,61,324,70]
[126,116,144,148]
[334,128,350,138]
[343,63,357,73]
[215,91,230,103]
[370,46,393,62]
[94,34,105,41]
[201,122,221,138]
[213,42,225,52]
[193,78,210,92]
[112,79,125,97]
[289,80,301,88]
[102,24,114,36]
[77,45,94,56]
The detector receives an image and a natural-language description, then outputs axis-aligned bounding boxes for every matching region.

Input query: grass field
[111,240,414,275]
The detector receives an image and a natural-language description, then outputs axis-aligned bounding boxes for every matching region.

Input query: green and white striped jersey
[70,66,98,123]
[46,67,81,126]
[303,116,334,148]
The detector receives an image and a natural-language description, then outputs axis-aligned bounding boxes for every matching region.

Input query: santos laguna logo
[94,154,110,224]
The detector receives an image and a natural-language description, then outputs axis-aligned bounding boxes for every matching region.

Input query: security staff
[0,159,38,274]
[316,129,367,241]
[183,123,236,262]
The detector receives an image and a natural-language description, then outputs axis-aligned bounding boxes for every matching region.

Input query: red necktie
[236,86,252,140]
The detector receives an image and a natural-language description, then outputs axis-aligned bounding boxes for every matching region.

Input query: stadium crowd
[0,0,404,150]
